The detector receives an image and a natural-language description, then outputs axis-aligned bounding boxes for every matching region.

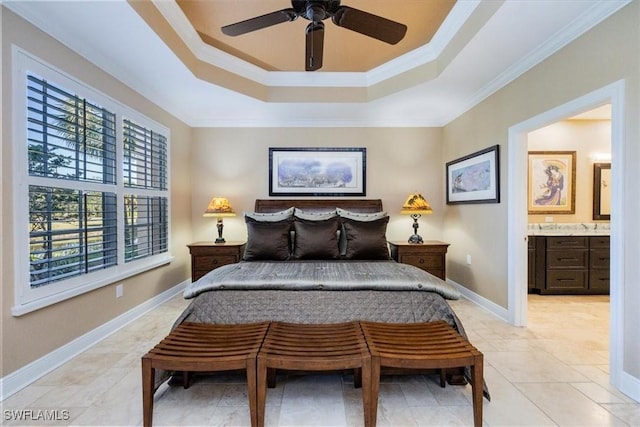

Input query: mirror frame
[593,162,611,220]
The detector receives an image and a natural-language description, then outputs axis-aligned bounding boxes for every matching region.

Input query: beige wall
[189,127,445,245]
[443,2,639,378]
[528,119,611,224]
[1,9,193,376]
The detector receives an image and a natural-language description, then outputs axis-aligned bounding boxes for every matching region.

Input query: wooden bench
[256,321,372,427]
[141,321,269,427]
[360,320,484,427]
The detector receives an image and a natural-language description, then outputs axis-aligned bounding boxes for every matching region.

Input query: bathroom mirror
[593,163,611,220]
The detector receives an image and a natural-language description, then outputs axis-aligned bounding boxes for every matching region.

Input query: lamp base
[215,237,226,244]
[408,234,424,244]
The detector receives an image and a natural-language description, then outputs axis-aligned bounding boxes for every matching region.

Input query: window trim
[12,47,172,316]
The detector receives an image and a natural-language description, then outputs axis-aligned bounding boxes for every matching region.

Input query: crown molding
[440,0,632,126]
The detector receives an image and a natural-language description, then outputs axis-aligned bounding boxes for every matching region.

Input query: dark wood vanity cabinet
[589,236,611,292]
[528,235,609,295]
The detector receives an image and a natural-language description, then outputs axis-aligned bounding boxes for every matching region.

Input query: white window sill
[11,256,175,317]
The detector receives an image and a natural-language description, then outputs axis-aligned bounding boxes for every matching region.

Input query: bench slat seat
[256,321,372,427]
[360,320,484,427]
[141,321,269,427]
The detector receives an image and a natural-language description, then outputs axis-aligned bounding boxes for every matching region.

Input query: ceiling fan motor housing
[293,0,342,21]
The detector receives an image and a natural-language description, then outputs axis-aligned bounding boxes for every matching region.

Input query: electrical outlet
[545,216,554,223]
[466,254,472,265]
[116,284,123,298]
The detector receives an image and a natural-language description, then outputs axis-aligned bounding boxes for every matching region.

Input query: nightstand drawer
[400,254,443,269]
[194,255,238,270]
[188,241,246,282]
[387,241,449,281]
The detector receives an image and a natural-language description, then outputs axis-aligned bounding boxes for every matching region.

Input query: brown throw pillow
[292,217,341,260]
[342,216,391,260]
[243,217,292,261]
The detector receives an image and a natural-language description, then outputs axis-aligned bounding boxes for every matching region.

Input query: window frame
[12,48,172,316]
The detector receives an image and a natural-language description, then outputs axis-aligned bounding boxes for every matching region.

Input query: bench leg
[360,357,372,427]
[471,355,484,427]
[368,356,381,427]
[353,367,362,389]
[256,356,268,427]
[267,367,277,388]
[183,371,191,389]
[141,357,154,427]
[246,357,259,427]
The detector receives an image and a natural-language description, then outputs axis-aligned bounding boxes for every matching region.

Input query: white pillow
[294,208,337,221]
[336,207,388,221]
[244,207,294,222]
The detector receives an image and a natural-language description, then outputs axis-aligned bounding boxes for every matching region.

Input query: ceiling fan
[221,0,407,71]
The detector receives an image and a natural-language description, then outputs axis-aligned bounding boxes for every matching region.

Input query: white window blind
[13,50,172,315]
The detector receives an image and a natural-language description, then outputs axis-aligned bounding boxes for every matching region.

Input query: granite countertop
[528,223,610,236]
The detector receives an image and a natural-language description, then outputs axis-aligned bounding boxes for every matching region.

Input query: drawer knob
[419,258,425,264]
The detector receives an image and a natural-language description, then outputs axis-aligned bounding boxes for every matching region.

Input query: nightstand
[388,241,450,280]
[187,241,246,282]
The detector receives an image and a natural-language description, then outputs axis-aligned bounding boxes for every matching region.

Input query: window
[13,50,171,315]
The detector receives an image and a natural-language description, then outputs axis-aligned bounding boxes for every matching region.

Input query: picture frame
[593,162,611,220]
[527,151,576,214]
[269,147,366,196]
[446,145,500,204]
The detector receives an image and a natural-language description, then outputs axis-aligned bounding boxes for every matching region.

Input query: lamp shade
[203,197,236,217]
[400,193,433,215]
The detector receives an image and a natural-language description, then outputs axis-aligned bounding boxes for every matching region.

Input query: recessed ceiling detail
[177,0,455,73]
[131,0,484,103]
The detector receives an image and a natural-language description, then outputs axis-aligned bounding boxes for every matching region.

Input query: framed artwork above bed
[269,147,366,196]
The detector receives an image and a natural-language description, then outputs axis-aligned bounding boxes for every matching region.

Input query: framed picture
[446,145,500,204]
[593,162,611,220]
[269,147,366,196]
[527,151,576,214]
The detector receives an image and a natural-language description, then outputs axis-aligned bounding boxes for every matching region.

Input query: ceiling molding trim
[439,0,632,125]
[367,0,480,86]
[187,117,444,128]
[152,0,270,84]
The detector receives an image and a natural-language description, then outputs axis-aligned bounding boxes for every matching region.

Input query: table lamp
[203,197,236,243]
[400,193,433,244]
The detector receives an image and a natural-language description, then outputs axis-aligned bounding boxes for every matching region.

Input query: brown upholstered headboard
[254,199,383,213]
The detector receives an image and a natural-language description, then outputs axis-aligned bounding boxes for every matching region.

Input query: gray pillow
[243,217,292,261]
[342,216,391,260]
[292,217,341,260]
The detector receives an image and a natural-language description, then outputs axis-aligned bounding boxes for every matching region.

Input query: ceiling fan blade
[221,8,297,36]
[332,6,407,45]
[305,21,324,71]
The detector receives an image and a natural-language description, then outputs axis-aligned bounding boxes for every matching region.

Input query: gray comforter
[183,260,461,299]
[177,260,461,325]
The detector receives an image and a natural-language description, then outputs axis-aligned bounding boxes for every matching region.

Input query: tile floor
[3,294,639,426]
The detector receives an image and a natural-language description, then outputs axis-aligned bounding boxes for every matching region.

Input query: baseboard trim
[447,278,509,322]
[0,280,188,401]
[620,370,640,403]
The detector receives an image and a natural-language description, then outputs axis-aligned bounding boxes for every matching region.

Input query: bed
[163,199,488,397]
